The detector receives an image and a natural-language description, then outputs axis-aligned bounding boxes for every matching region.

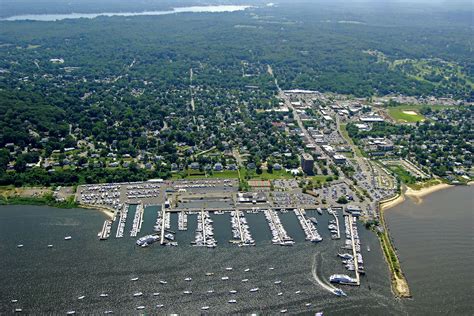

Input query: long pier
[332,211,341,239]
[130,203,144,237]
[348,215,361,286]
[115,204,128,238]
[160,205,167,245]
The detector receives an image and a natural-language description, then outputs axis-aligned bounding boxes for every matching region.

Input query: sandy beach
[405,183,453,203]
[80,203,114,220]
[379,194,405,211]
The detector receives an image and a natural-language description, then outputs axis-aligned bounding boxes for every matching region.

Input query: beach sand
[405,183,453,204]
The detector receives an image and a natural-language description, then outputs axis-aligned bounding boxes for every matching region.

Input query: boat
[250,288,259,292]
[274,280,282,284]
[228,299,237,304]
[136,234,159,247]
[367,245,371,252]
[317,208,323,215]
[17,244,23,248]
[164,233,174,241]
[159,280,167,284]
[309,217,318,224]
[136,306,145,310]
[329,274,357,284]
[225,267,233,271]
[295,290,301,294]
[201,306,210,310]
[104,311,113,314]
[244,268,250,272]
[269,267,275,270]
[47,244,53,248]
[221,276,229,280]
[77,295,85,300]
[333,288,347,297]
[64,236,72,240]
[184,277,192,281]
[183,290,192,294]
[316,312,324,316]
[11,299,18,303]
[338,253,353,260]
[207,290,214,293]
[205,272,214,276]
[99,293,108,298]
[133,292,143,297]
[153,292,160,296]
[14,309,22,313]
[280,309,288,313]
[305,303,312,307]
[277,292,283,296]
[241,279,248,282]
[229,290,237,294]
[67,311,76,315]
[156,304,164,308]
[130,277,139,281]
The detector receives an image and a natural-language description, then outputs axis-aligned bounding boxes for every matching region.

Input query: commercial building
[301,153,314,174]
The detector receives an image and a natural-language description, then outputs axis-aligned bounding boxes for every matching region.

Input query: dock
[264,209,294,246]
[330,209,341,239]
[130,203,144,237]
[294,208,322,242]
[160,206,167,245]
[348,215,361,286]
[178,211,188,231]
[115,204,128,238]
[99,220,112,240]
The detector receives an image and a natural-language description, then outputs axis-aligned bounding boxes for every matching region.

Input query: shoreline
[404,183,453,203]
[79,203,115,220]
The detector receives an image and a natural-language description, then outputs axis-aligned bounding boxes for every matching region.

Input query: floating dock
[130,203,144,237]
[99,220,112,240]
[115,204,129,238]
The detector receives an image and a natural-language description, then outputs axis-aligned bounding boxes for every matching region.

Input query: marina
[130,203,144,237]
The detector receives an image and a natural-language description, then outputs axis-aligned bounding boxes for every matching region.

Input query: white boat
[277,292,283,296]
[104,311,113,314]
[47,244,53,248]
[229,290,237,294]
[153,292,160,296]
[14,309,22,313]
[280,309,288,313]
[136,306,145,310]
[130,277,139,281]
[64,236,72,240]
[133,292,143,297]
[185,277,192,281]
[241,278,248,282]
[11,299,18,303]
[228,299,237,304]
[156,304,164,308]
[274,280,282,284]
[207,289,215,293]
[205,272,214,276]
[221,276,229,280]
[250,288,259,292]
[201,306,210,310]
[269,267,275,270]
[183,290,192,294]
[99,293,108,298]
[295,290,301,294]
[225,267,233,271]
[77,295,85,300]
[67,311,76,315]
[159,280,167,284]
[17,244,24,248]
[305,303,312,307]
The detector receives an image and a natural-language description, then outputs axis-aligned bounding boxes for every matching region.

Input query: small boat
[99,293,108,298]
[153,292,160,296]
[201,306,210,310]
[229,290,237,294]
[17,244,24,248]
[130,277,139,281]
[64,236,72,240]
[225,267,233,271]
[274,280,282,284]
[244,268,250,272]
[277,292,283,296]
[241,279,248,282]
[305,303,312,307]
[159,280,167,284]
[67,311,76,315]
[280,309,288,313]
[333,288,347,297]
[104,311,113,314]
[228,299,237,304]
[183,290,192,295]
[367,245,371,252]
[47,244,53,248]
[11,299,18,303]
[156,304,164,308]
[295,290,301,294]
[133,292,143,297]
[14,309,22,313]
[184,277,192,281]
[316,312,324,316]
[269,267,275,270]
[78,296,85,300]
[205,272,214,276]
[250,288,259,292]
[207,290,215,293]
[221,276,229,280]
[136,306,145,310]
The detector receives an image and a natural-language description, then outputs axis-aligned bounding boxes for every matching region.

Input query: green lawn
[387,104,453,123]
[387,164,416,184]
[242,169,294,180]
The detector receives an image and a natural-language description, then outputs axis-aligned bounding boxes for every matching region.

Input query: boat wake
[311,252,339,293]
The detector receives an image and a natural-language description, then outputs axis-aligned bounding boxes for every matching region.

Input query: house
[214,163,223,171]
[189,162,200,170]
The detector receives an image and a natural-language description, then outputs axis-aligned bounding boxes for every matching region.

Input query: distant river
[385,185,473,315]
[0,186,471,314]
[1,5,252,22]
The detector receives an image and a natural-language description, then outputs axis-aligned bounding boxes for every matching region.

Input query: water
[1,5,252,22]
[385,185,474,315]
[1,186,472,314]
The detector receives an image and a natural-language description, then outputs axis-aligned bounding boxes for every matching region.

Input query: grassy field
[387,164,417,184]
[241,169,294,180]
[386,104,453,123]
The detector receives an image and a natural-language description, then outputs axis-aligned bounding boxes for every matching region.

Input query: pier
[230,210,255,246]
[328,208,341,239]
[115,204,128,238]
[130,203,144,237]
[99,220,112,240]
[264,209,294,246]
[294,208,322,242]
[178,211,188,231]
[348,215,361,285]
[160,206,167,245]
